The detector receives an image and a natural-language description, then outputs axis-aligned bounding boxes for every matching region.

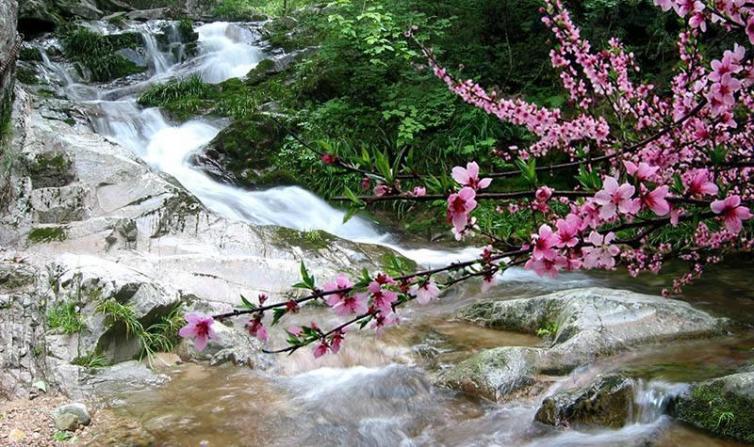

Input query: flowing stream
[30,21,754,446]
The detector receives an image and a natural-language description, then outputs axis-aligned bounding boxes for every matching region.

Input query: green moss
[674,380,754,443]
[19,47,43,62]
[16,67,39,85]
[60,27,146,82]
[27,226,67,244]
[26,151,74,188]
[272,227,333,250]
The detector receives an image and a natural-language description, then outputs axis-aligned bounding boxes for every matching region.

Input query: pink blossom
[582,231,620,269]
[685,169,718,197]
[535,186,553,202]
[321,153,337,165]
[624,161,659,181]
[371,311,399,336]
[481,274,495,292]
[747,16,754,45]
[324,274,365,316]
[525,255,567,278]
[532,224,559,260]
[641,185,671,216]
[368,281,398,314]
[711,195,753,234]
[411,280,440,304]
[287,326,303,337]
[452,161,492,190]
[654,0,673,12]
[313,341,329,358]
[328,293,368,316]
[411,186,427,197]
[555,214,581,247]
[670,208,684,226]
[374,184,390,197]
[593,176,639,219]
[330,332,344,353]
[246,317,268,342]
[178,312,216,352]
[447,187,477,233]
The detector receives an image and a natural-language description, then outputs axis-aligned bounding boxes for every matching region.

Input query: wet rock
[193,113,294,188]
[52,402,90,431]
[671,371,754,443]
[442,288,725,401]
[114,48,148,68]
[535,375,636,428]
[24,150,75,189]
[52,361,169,400]
[437,347,540,401]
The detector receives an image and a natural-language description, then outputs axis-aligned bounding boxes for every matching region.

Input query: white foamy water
[37,20,481,267]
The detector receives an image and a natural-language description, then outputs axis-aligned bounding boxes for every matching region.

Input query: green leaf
[271,308,287,326]
[240,295,257,310]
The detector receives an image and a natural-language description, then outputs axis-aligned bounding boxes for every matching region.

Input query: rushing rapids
[21,19,754,446]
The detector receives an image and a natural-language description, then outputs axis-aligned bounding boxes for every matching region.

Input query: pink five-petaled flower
[555,214,581,248]
[747,16,754,45]
[685,169,718,197]
[624,161,659,182]
[246,317,268,342]
[641,185,671,216]
[525,255,567,278]
[410,280,440,304]
[410,186,427,197]
[368,280,398,314]
[593,176,640,219]
[371,311,399,336]
[531,224,559,260]
[179,312,216,352]
[329,293,368,317]
[711,195,753,234]
[330,331,344,353]
[582,231,620,269]
[535,186,553,202]
[447,187,477,234]
[321,153,337,165]
[451,161,492,190]
[313,340,329,358]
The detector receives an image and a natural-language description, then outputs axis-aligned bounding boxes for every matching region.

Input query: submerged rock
[535,375,636,428]
[671,371,754,444]
[440,288,726,401]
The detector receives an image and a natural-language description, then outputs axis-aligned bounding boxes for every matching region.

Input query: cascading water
[38,20,479,267]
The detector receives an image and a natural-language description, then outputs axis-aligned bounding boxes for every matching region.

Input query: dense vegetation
[140,0,685,239]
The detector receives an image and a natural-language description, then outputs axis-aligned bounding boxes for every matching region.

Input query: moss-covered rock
[197,113,292,188]
[19,47,43,62]
[535,375,636,429]
[25,151,75,188]
[671,372,754,444]
[60,27,147,82]
[27,226,67,243]
[437,347,538,401]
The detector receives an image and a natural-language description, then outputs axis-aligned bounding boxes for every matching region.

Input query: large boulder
[439,288,726,401]
[671,371,754,444]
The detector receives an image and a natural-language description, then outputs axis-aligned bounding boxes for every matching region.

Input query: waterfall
[33,20,482,267]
